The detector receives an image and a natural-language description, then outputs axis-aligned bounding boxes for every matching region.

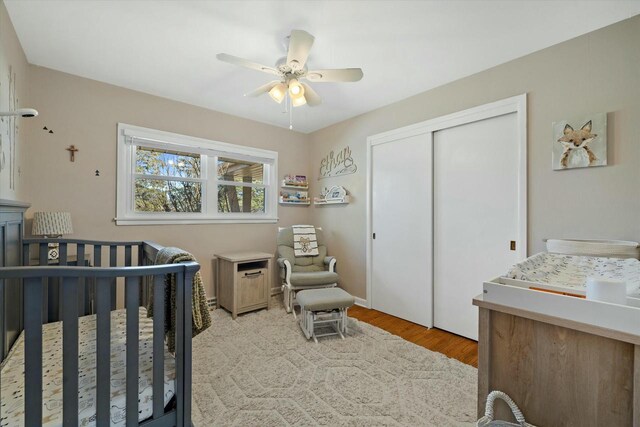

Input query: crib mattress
[0,308,175,427]
[505,252,640,297]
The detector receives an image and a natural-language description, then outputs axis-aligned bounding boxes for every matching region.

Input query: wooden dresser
[474,295,640,426]
[215,251,272,319]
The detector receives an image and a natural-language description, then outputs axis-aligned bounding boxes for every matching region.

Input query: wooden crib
[0,237,199,426]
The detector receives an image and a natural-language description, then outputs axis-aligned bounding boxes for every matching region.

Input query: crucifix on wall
[66,145,79,162]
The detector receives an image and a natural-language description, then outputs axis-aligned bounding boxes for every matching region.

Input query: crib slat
[77,243,85,264]
[126,276,139,426]
[152,274,165,419]
[24,277,43,426]
[38,242,48,265]
[109,245,117,266]
[42,278,49,324]
[94,244,102,267]
[77,244,88,315]
[138,245,146,307]
[110,245,117,310]
[91,245,102,314]
[175,270,185,426]
[22,243,29,266]
[59,242,68,265]
[62,278,79,427]
[125,245,132,266]
[37,243,50,322]
[95,277,111,426]
[54,244,68,323]
[183,267,194,426]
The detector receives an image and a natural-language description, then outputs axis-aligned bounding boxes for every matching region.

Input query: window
[216,157,265,213]
[117,123,278,225]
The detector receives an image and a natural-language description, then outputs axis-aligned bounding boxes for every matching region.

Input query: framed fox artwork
[552,112,607,170]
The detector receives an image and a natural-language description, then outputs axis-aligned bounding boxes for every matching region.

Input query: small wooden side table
[215,251,273,319]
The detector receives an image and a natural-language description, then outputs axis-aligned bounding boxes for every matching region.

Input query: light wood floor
[349,304,478,368]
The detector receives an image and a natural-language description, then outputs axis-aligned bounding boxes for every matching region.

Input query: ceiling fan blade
[306,68,363,82]
[245,80,281,97]
[286,30,315,69]
[301,83,321,106]
[216,53,280,76]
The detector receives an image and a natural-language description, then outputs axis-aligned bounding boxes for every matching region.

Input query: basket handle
[483,390,528,426]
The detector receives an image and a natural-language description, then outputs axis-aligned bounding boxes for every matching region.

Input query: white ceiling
[5,1,640,133]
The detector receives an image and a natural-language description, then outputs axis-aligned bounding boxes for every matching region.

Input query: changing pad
[505,252,640,297]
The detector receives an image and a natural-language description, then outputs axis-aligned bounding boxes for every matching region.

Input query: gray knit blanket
[147,247,212,353]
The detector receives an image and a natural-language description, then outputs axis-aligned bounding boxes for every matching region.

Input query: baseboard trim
[354,296,368,308]
[271,287,283,296]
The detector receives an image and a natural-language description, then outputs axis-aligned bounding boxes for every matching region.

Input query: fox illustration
[557,120,597,169]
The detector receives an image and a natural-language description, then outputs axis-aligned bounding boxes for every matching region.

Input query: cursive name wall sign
[318,145,357,180]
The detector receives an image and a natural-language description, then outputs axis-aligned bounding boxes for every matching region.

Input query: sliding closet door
[433,113,520,340]
[371,133,432,327]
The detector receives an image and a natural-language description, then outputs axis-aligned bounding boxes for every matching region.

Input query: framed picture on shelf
[326,186,346,201]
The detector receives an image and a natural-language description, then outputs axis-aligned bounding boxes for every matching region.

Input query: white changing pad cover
[505,252,640,297]
[0,308,175,427]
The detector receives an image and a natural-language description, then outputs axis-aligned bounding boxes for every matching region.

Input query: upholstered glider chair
[277,227,339,316]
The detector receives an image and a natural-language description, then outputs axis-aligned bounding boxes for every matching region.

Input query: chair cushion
[297,288,355,311]
[292,264,324,273]
[277,227,328,268]
[290,271,339,287]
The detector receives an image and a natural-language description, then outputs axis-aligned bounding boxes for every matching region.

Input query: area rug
[192,299,477,426]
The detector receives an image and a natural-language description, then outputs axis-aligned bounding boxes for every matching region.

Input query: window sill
[115,217,279,226]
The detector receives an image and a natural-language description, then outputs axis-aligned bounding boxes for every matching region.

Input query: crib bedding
[505,252,640,297]
[0,308,175,427]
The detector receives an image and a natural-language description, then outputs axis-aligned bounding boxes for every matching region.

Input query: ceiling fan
[217,30,363,108]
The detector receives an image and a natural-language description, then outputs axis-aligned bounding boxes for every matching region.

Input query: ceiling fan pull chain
[289,96,293,130]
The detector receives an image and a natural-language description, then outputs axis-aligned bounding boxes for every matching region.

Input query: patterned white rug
[192,299,477,426]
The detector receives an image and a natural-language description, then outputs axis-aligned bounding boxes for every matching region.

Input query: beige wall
[23,66,311,297]
[309,15,640,300]
[11,10,640,304]
[0,1,29,200]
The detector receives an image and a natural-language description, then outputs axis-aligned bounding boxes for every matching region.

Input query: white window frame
[116,123,278,225]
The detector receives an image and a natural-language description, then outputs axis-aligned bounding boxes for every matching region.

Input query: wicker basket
[545,238,640,259]
[477,391,536,427]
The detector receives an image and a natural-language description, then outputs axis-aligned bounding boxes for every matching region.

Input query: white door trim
[365,93,527,309]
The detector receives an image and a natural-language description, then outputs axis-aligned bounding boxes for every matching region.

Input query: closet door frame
[366,93,527,311]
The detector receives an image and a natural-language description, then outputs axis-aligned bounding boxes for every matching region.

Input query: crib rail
[0,243,198,427]
[23,238,152,269]
[22,239,162,321]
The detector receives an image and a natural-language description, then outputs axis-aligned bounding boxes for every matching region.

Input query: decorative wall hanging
[66,145,79,162]
[8,66,17,190]
[0,65,19,191]
[318,145,357,180]
[0,133,4,174]
[314,185,350,205]
[552,112,607,170]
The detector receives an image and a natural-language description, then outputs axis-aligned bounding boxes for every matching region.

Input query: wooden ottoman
[297,288,355,343]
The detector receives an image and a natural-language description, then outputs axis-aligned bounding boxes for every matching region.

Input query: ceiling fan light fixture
[268,83,287,104]
[288,79,304,97]
[291,95,307,107]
